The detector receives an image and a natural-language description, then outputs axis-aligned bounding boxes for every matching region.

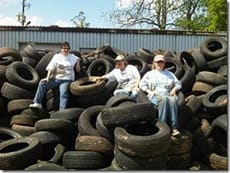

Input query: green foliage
[204,0,227,31]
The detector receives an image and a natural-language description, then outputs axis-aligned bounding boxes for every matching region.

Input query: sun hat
[154,54,165,62]
[115,55,125,61]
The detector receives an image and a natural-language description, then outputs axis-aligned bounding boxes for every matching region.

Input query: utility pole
[17,0,31,26]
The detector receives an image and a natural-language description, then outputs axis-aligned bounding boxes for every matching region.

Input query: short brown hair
[60,41,71,49]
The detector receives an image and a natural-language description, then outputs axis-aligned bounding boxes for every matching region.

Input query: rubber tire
[78,105,106,136]
[0,137,41,170]
[196,71,227,86]
[1,82,34,100]
[209,153,227,170]
[105,94,134,107]
[114,120,171,158]
[200,37,227,60]
[7,99,33,114]
[70,76,106,96]
[87,58,113,76]
[0,127,22,142]
[24,161,67,171]
[6,61,40,90]
[0,47,22,61]
[100,103,156,128]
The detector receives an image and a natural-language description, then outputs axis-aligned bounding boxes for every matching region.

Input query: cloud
[27,16,43,26]
[115,0,132,8]
[0,15,20,26]
[0,0,18,7]
[54,20,74,27]
[0,14,44,26]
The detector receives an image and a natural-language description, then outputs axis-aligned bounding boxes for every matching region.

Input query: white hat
[115,55,125,61]
[154,54,165,62]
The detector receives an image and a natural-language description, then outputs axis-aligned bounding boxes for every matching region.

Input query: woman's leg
[59,80,71,110]
[113,89,131,96]
[150,95,168,123]
[33,79,58,104]
[168,95,179,128]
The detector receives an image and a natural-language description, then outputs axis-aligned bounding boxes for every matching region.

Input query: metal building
[0,26,227,54]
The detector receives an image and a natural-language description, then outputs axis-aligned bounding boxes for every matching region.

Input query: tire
[137,48,154,64]
[180,48,208,74]
[29,131,62,145]
[7,99,33,114]
[126,55,150,76]
[87,58,113,76]
[196,71,227,86]
[63,150,109,169]
[180,65,195,93]
[167,152,191,170]
[24,161,67,171]
[6,61,40,90]
[114,146,167,170]
[217,65,227,77]
[11,123,36,136]
[70,76,106,96]
[78,105,106,136]
[185,95,202,114]
[205,114,227,138]
[136,89,151,104]
[34,119,75,133]
[200,37,227,60]
[114,120,171,158]
[207,56,227,71]
[96,113,114,142]
[75,135,113,154]
[192,81,214,94]
[71,79,117,108]
[0,137,41,170]
[100,103,156,128]
[168,129,192,155]
[50,107,84,122]
[0,127,22,142]
[1,82,34,100]
[105,94,133,107]
[0,47,22,61]
[201,85,227,114]
[209,153,227,170]
[165,57,184,79]
[23,44,41,61]
[10,114,41,126]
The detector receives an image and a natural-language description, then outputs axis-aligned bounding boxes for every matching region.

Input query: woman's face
[61,46,70,56]
[154,61,165,70]
[115,60,126,70]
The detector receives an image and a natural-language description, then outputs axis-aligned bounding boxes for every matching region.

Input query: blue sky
[0,0,130,28]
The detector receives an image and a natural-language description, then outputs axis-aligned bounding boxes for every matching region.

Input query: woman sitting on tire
[95,55,140,101]
[139,54,182,136]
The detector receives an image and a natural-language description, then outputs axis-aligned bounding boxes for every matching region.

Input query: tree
[105,0,227,31]
[204,0,227,31]
[17,0,31,26]
[106,0,181,29]
[174,0,209,31]
[71,11,90,28]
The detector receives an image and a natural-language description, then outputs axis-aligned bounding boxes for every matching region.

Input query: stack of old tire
[0,37,227,170]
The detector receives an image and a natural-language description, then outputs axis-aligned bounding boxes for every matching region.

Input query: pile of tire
[0,37,227,170]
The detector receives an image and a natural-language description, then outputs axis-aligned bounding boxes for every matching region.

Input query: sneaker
[29,103,42,109]
[172,128,181,137]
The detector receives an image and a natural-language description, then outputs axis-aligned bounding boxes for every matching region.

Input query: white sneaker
[29,103,42,109]
[172,128,181,137]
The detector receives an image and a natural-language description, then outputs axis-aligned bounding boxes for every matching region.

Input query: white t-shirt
[105,64,140,92]
[46,53,80,81]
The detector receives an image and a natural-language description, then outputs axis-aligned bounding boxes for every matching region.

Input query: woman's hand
[170,88,177,96]
[146,89,157,97]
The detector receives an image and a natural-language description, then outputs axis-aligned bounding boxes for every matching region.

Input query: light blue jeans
[33,79,72,110]
[149,95,179,129]
[114,88,137,101]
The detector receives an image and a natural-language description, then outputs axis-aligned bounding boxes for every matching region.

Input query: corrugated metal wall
[0,26,227,54]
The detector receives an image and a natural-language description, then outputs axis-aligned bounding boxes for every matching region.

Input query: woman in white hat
[139,54,182,136]
[96,55,140,100]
